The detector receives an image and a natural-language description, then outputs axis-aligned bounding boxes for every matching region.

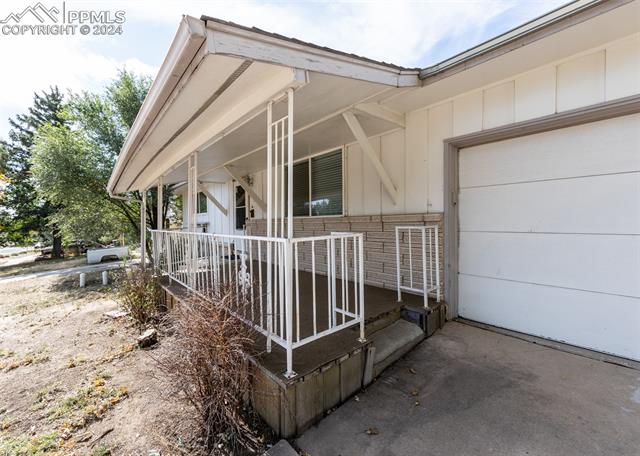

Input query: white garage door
[458,113,640,361]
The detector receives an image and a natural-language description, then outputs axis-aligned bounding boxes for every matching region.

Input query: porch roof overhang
[107,15,420,194]
[108,0,639,194]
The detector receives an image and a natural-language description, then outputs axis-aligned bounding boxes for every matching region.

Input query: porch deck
[160,270,434,382]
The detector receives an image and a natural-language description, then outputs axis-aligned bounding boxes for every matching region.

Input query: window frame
[196,191,208,214]
[289,146,345,218]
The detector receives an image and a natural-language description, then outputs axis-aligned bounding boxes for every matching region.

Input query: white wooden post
[157,176,163,230]
[287,88,294,240]
[140,190,146,267]
[266,101,273,353]
[186,154,193,231]
[284,88,296,378]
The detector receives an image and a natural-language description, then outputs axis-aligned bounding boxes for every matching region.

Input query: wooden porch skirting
[159,276,446,438]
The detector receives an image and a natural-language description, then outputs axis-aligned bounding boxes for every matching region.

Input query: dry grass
[155,288,265,454]
[0,255,86,278]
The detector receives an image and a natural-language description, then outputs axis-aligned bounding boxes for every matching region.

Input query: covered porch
[107,14,442,379]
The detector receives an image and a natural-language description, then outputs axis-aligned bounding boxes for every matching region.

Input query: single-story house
[107,0,639,431]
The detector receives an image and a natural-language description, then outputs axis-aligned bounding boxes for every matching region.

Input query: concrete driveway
[296,321,640,456]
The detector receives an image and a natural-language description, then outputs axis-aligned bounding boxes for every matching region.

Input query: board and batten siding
[343,33,640,216]
[180,181,234,234]
[214,34,639,226]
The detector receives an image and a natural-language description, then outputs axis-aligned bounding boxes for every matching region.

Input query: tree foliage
[29,70,175,250]
[0,87,66,250]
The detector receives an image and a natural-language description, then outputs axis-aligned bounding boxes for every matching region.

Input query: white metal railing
[151,229,365,378]
[395,225,441,308]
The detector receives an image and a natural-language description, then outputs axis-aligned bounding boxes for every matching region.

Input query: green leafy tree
[0,87,66,253]
[31,70,174,252]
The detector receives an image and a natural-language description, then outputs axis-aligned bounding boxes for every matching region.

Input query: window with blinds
[311,150,342,216]
[286,149,343,217]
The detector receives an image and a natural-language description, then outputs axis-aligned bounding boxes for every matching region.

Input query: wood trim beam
[198,182,228,216]
[342,111,400,205]
[223,166,267,212]
[354,103,405,127]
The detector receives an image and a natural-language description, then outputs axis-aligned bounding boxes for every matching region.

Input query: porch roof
[107,0,638,194]
[107,15,419,194]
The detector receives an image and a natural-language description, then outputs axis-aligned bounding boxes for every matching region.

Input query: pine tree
[1,87,66,255]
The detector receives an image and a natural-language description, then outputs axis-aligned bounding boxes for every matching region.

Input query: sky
[0,0,569,139]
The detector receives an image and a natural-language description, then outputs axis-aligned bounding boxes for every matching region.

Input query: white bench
[87,246,129,264]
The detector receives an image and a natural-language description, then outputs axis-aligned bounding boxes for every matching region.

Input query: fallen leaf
[365,427,379,436]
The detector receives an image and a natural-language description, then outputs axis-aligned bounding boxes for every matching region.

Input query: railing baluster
[408,228,413,290]
[326,238,331,330]
[258,241,263,329]
[294,242,300,342]
[311,240,317,336]
[422,227,428,309]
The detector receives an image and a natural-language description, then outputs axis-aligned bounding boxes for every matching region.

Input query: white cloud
[0,0,566,139]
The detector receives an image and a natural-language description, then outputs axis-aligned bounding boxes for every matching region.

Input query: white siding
[453,91,483,136]
[606,34,640,100]
[247,34,640,218]
[404,109,429,213]
[514,66,556,121]
[556,51,605,111]
[483,81,514,129]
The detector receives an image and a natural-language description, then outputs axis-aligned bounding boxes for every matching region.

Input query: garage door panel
[459,274,640,361]
[459,172,640,234]
[459,231,640,297]
[459,113,640,188]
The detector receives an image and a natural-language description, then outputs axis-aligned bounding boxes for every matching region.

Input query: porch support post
[198,183,228,216]
[157,176,163,230]
[191,152,198,232]
[140,189,146,268]
[283,88,296,378]
[287,87,294,240]
[223,166,267,212]
[342,111,400,205]
[266,101,273,354]
[354,103,405,127]
[186,154,193,231]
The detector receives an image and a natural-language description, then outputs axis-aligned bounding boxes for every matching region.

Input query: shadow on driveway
[297,321,640,456]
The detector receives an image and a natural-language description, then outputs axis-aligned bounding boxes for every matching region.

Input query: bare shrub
[115,266,162,328]
[156,287,263,454]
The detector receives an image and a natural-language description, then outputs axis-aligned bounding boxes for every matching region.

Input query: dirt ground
[0,269,205,455]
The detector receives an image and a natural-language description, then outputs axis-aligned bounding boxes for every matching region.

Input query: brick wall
[245,213,444,295]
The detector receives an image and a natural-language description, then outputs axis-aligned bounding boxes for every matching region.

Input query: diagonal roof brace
[354,103,405,127]
[198,182,228,216]
[343,111,400,205]
[223,166,267,212]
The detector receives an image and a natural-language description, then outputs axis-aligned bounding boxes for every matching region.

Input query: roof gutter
[107,15,206,195]
[419,0,627,81]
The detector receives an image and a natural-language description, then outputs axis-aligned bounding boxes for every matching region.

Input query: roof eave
[419,0,626,81]
[107,15,206,195]
[202,16,420,88]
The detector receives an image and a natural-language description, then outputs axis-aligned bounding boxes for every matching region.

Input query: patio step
[370,319,425,377]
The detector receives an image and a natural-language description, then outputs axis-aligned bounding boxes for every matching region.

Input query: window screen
[311,150,342,216]
[197,192,207,214]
